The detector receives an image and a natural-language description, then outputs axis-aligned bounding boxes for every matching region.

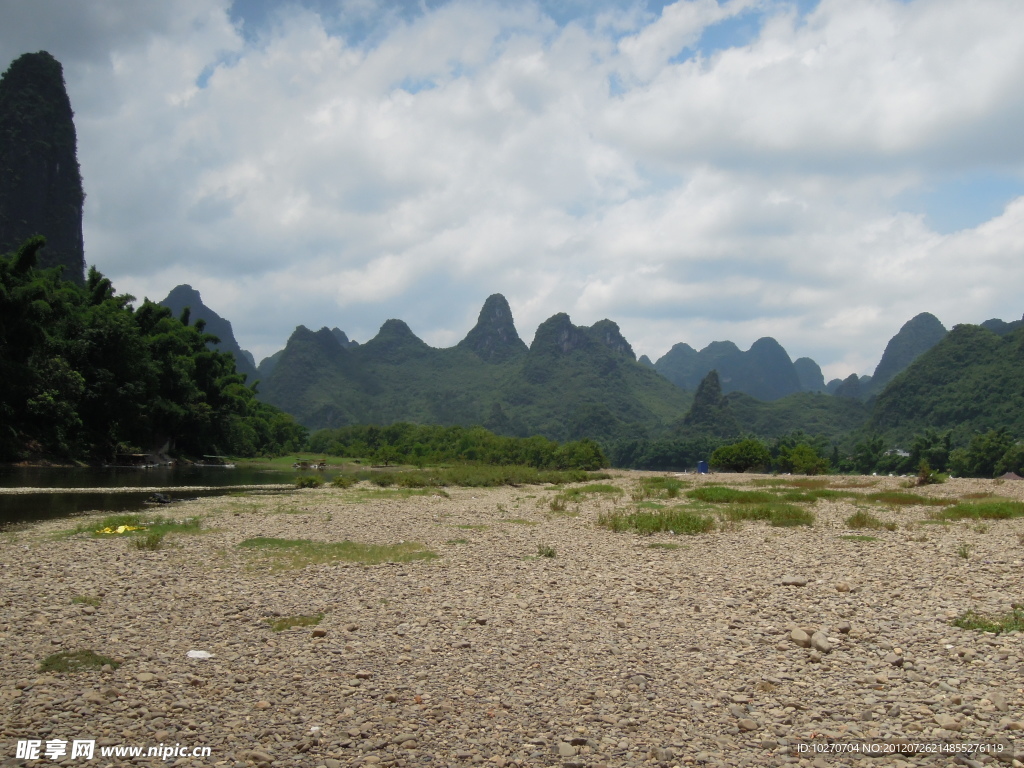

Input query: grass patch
[267,613,323,632]
[687,486,776,504]
[952,606,1024,634]
[647,542,684,550]
[933,500,1024,521]
[72,513,203,539]
[865,491,951,507]
[237,537,438,570]
[446,538,469,544]
[131,532,166,551]
[957,543,971,559]
[454,524,487,530]
[597,507,716,536]
[839,534,879,542]
[502,518,538,526]
[537,544,556,558]
[39,650,118,673]
[632,476,689,500]
[71,595,101,606]
[753,478,830,489]
[846,510,886,529]
[294,475,325,489]
[722,502,815,527]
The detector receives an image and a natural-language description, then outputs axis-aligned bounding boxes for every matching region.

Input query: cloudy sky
[3,0,1023,380]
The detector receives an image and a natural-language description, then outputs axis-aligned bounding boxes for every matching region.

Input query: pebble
[3,473,1022,768]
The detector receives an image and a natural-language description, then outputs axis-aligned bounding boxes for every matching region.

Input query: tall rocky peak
[530,313,590,355]
[362,318,430,362]
[794,357,826,393]
[870,312,947,392]
[330,328,359,349]
[654,337,802,401]
[457,293,527,362]
[158,284,257,381]
[0,52,85,283]
[681,370,740,437]
[587,319,636,360]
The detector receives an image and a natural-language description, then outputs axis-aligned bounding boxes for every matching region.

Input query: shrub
[537,544,556,558]
[331,475,356,488]
[267,613,323,632]
[710,439,771,473]
[952,606,1024,634]
[39,650,119,673]
[846,510,885,529]
[935,500,1024,520]
[597,507,715,536]
[132,532,165,550]
[294,475,324,489]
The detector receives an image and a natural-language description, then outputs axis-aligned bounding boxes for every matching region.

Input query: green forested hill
[870,324,1024,443]
[260,296,692,441]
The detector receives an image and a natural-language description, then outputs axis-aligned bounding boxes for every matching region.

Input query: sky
[2,0,1024,381]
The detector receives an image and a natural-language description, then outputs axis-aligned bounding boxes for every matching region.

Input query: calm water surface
[0,465,295,526]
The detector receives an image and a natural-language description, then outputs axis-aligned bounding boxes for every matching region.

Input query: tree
[710,438,771,473]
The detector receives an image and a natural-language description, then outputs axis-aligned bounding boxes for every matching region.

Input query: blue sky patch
[897,171,1024,234]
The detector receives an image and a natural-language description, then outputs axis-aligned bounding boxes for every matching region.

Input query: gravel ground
[2,472,1024,768]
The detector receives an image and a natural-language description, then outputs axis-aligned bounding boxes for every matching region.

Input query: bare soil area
[2,472,1023,768]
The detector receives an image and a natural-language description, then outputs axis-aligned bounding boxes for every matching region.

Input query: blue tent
[697,460,709,474]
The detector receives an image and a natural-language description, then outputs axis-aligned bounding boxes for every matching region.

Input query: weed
[549,496,568,513]
[934,500,1024,521]
[597,507,716,536]
[502,518,538,526]
[647,542,683,550]
[237,537,438,570]
[537,544,556,558]
[294,475,325,489]
[267,613,323,632]
[916,460,947,486]
[957,543,971,559]
[952,606,1024,634]
[71,595,101,606]
[455,524,487,530]
[839,535,879,542]
[132,532,165,551]
[446,538,469,544]
[974,523,989,534]
[846,510,885,529]
[865,491,951,507]
[331,475,356,489]
[39,649,119,673]
[687,487,776,504]
[766,505,816,527]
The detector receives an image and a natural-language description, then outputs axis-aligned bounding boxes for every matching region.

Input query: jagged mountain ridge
[259,295,692,439]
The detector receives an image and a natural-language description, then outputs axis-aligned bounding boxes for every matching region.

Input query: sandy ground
[1,471,1024,768]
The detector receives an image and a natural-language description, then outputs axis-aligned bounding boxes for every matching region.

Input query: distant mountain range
[156,284,1024,446]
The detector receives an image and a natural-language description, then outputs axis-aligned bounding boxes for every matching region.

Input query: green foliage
[131,532,165,551]
[0,239,306,461]
[294,475,325,489]
[39,649,118,673]
[933,500,1024,520]
[865,491,950,507]
[952,606,1024,634]
[723,503,814,527]
[916,460,946,486]
[598,505,716,535]
[537,544,556,558]
[681,370,740,438]
[687,486,775,504]
[710,438,771,472]
[237,537,438,569]
[309,423,607,470]
[845,510,886,529]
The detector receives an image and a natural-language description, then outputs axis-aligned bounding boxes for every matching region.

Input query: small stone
[934,713,961,731]
[81,605,96,615]
[810,632,831,654]
[652,747,675,761]
[884,652,904,667]
[254,700,271,710]
[324,760,342,768]
[887,704,901,718]
[738,718,758,731]
[475,617,488,625]
[808,649,822,663]
[837,621,851,634]
[344,623,359,632]
[835,581,851,592]
[557,741,576,756]
[355,670,372,679]
[615,618,627,628]
[311,628,327,638]
[136,673,156,683]
[781,576,808,586]
[991,692,1009,712]
[790,629,811,648]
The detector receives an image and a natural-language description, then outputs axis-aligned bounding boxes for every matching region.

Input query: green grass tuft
[39,649,119,673]
[597,507,716,536]
[71,595,101,606]
[846,510,886,529]
[952,606,1024,634]
[647,542,684,550]
[933,500,1024,520]
[537,544,556,558]
[237,537,438,570]
[865,491,951,507]
[132,532,165,550]
[839,534,879,542]
[294,475,325,488]
[687,486,776,504]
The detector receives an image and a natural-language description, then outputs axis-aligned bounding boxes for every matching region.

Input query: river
[0,465,297,526]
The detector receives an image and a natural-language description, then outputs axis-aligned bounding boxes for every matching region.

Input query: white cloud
[3,0,1024,375]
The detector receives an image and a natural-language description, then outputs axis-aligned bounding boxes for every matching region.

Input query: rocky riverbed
[1,472,1023,768]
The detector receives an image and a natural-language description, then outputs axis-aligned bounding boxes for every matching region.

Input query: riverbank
[2,472,1023,768]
